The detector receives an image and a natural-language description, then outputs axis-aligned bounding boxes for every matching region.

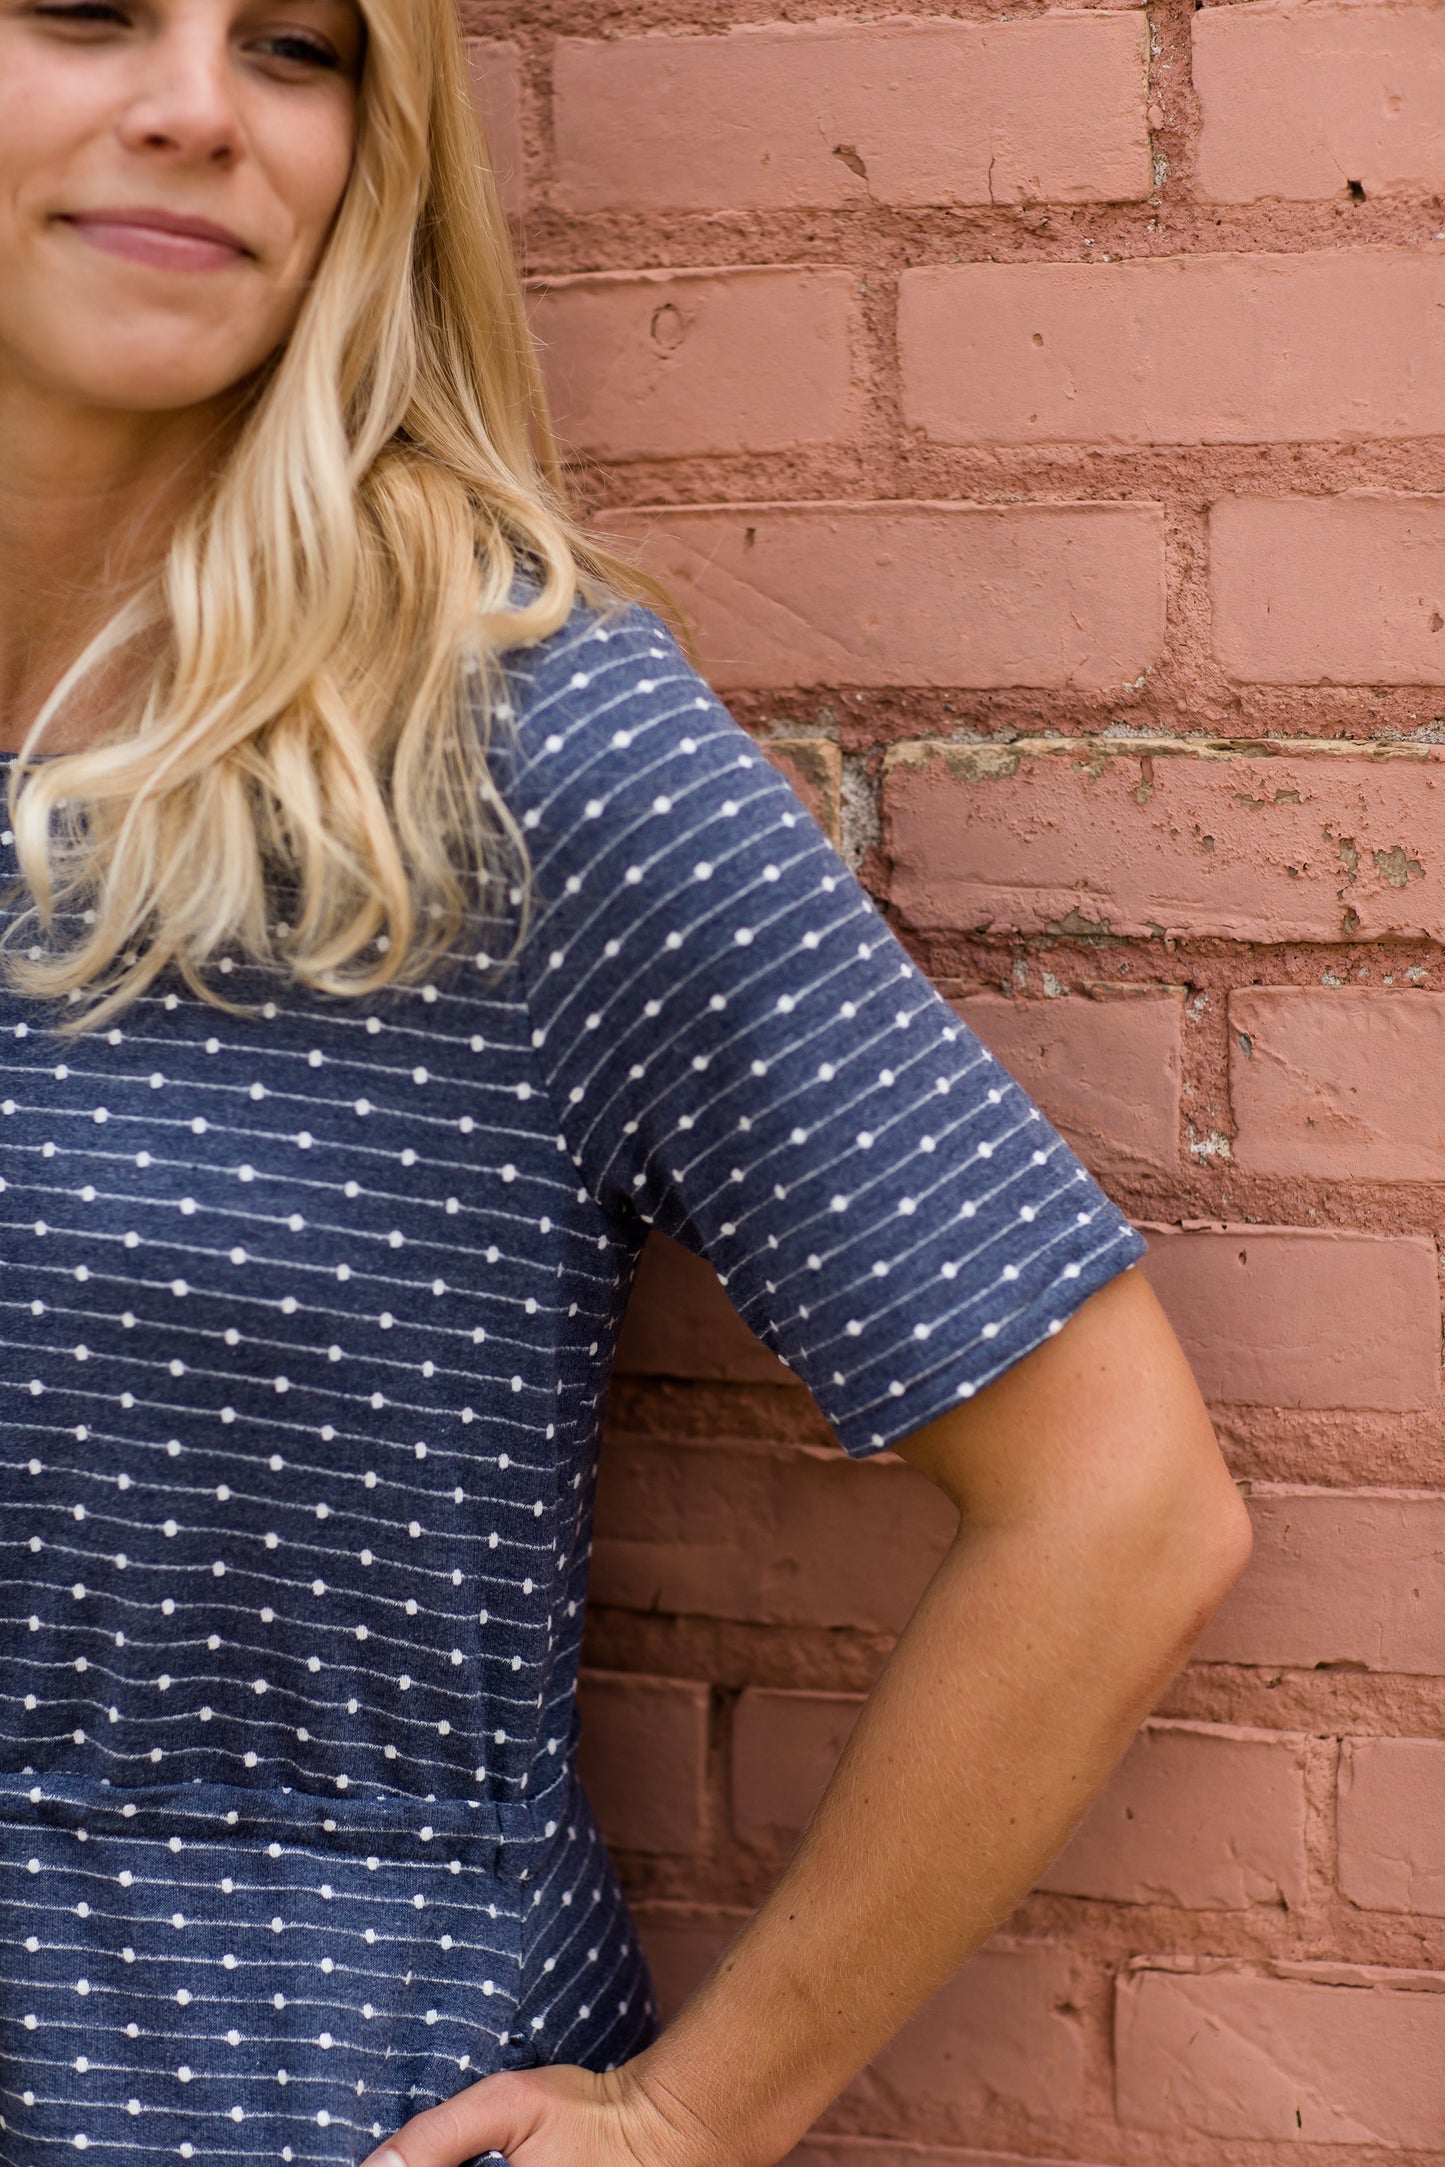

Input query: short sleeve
[500,605,1146,1457]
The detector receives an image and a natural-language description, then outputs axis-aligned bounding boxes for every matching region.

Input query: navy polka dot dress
[0,601,1143,2162]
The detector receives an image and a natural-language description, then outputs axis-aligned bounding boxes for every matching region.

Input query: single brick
[1195,2,1445,204]
[731,1688,864,1847]
[614,1231,798,1387]
[554,17,1150,213]
[885,738,1445,943]
[1198,1486,1445,1674]
[762,738,843,847]
[529,268,858,462]
[601,506,1166,692]
[1140,1226,1440,1412]
[1338,1736,1445,1915]
[901,253,1445,446]
[634,1904,742,2021]
[464,39,525,216]
[1116,1961,1445,2143]
[857,1940,1088,2126]
[1040,1721,1308,1910]
[1212,495,1445,685]
[1231,988,1445,1181]
[954,989,1181,1183]
[592,1430,957,1637]
[575,1670,710,1855]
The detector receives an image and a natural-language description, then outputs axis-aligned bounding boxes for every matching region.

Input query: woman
[0,0,1251,2162]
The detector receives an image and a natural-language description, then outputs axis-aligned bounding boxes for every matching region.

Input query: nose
[115,24,245,167]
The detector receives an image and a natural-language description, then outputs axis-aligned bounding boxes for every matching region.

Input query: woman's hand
[358,2059,730,2167]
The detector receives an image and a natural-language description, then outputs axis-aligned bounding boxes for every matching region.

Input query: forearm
[627,1460,1240,2164]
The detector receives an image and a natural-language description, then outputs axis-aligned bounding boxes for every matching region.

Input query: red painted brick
[1116,1960,1445,2143]
[885,738,1445,943]
[901,253,1445,446]
[575,1670,710,1855]
[1339,1737,1445,1916]
[1195,2,1445,205]
[1231,988,1445,1182]
[787,2149,1120,2167]
[603,506,1166,692]
[731,1688,864,1847]
[553,17,1150,214]
[592,1430,957,1637]
[734,1697,1307,1910]
[634,1904,742,2021]
[1198,1486,1445,1674]
[954,989,1181,1183]
[1212,494,1445,685]
[854,1940,1088,2126]
[1140,1225,1440,1412]
[1040,1720,1308,1910]
[529,269,858,462]
[464,39,525,217]
[614,1232,796,1388]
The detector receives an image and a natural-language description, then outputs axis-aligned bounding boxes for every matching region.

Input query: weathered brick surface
[734,1697,1308,1911]
[731,1687,864,1847]
[553,18,1151,214]
[575,1671,710,1855]
[885,739,1445,943]
[592,1423,957,1636]
[1230,988,1445,1181]
[1212,495,1445,686]
[604,507,1167,692]
[464,39,524,216]
[1338,1737,1445,1916]
[855,1941,1089,2128]
[504,0,1445,2150]
[1139,1226,1441,1411]
[1040,1721,1308,1910]
[1115,1961,1445,2143]
[1198,1486,1445,1673]
[786,2150,1120,2167]
[633,1904,740,2021]
[530,268,858,461]
[901,254,1445,446]
[613,1231,795,1387]
[1194,2,1445,205]
[953,989,1181,1184]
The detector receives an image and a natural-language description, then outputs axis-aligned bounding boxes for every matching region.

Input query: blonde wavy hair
[5,0,657,1028]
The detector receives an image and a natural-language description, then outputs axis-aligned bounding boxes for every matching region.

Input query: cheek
[0,53,99,228]
[260,103,358,279]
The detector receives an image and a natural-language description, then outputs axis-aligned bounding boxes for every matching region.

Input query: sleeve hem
[829,1224,1148,1460]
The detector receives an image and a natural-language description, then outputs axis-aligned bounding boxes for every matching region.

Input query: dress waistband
[0,1763,578,1881]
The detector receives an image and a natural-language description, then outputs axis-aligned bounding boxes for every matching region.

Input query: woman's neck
[0,372,234,755]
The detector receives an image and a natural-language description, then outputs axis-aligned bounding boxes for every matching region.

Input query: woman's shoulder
[497,594,727,770]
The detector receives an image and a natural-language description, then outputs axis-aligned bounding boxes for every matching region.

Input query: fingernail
[362,2152,407,2167]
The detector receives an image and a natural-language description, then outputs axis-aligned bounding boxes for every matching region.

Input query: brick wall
[462,4,1445,2157]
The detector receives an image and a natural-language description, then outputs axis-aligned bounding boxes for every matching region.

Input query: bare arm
[364,1267,1251,2167]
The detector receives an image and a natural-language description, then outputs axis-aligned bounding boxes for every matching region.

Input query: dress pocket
[0,1774,527,2164]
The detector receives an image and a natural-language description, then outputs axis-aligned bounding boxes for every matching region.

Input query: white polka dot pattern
[0,601,1142,2158]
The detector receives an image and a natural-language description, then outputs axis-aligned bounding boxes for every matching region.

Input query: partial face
[0,0,364,416]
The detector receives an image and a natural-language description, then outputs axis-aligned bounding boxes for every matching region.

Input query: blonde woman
[0,1,1250,2161]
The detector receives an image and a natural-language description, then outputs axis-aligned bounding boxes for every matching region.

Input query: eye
[253,31,343,70]
[32,2,130,21]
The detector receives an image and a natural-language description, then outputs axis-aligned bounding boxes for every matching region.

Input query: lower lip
[63,219,246,273]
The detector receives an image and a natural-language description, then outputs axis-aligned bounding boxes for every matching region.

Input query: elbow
[1142,1417,1254,1657]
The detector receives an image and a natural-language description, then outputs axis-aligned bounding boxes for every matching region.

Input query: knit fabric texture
[0,601,1144,2161]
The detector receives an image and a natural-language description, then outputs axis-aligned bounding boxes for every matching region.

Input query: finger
[358,2072,534,2167]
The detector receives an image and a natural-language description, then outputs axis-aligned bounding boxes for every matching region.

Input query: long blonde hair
[5,0,654,1027]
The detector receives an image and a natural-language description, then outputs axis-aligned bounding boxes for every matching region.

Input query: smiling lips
[61,208,251,273]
